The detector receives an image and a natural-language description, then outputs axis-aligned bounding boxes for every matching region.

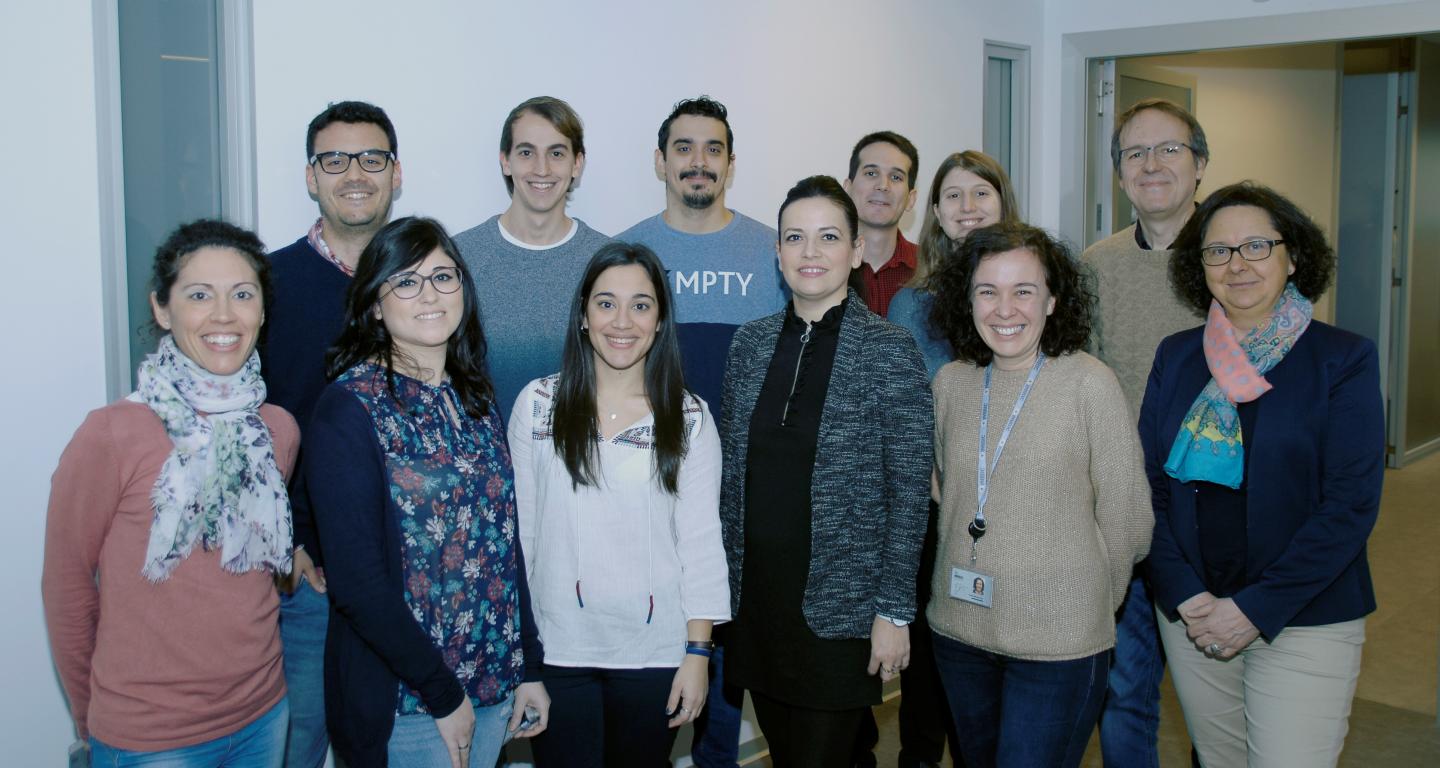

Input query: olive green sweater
[927,352,1152,661]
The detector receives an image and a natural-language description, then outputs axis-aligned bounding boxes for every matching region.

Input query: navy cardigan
[1138,320,1384,641]
[305,384,542,766]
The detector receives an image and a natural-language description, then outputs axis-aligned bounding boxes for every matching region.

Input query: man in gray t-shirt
[454,96,610,417]
[618,95,784,417]
[618,95,782,768]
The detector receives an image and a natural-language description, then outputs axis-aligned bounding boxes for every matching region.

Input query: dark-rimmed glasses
[309,150,395,175]
[384,267,461,299]
[1118,142,1193,167]
[1201,239,1285,267]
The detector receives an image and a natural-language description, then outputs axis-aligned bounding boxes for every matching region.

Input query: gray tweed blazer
[720,292,933,639]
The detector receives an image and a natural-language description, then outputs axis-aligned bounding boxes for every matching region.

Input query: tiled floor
[751,451,1440,767]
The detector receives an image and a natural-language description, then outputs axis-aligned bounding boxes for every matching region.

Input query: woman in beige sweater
[925,222,1151,768]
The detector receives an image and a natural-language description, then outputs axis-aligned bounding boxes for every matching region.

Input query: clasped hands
[1178,591,1260,660]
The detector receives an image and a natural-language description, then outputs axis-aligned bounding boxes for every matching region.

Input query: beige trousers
[1155,606,1365,768]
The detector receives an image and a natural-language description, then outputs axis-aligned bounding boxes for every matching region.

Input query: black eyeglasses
[309,149,395,175]
[1201,239,1285,267]
[383,267,461,299]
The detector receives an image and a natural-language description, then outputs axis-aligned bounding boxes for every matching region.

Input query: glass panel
[1406,39,1440,451]
[985,56,1013,174]
[119,0,223,375]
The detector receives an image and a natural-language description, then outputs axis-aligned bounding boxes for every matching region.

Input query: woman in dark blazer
[1139,182,1384,767]
[719,175,932,767]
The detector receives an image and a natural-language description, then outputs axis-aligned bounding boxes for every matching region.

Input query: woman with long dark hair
[721,176,932,767]
[511,242,728,767]
[306,216,548,768]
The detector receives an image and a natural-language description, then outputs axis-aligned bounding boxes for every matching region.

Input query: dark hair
[552,242,689,495]
[778,175,860,243]
[913,151,1020,287]
[499,96,585,195]
[326,217,494,417]
[928,222,1094,365]
[1169,181,1335,316]
[657,96,733,156]
[151,218,270,317]
[847,131,919,190]
[1110,98,1209,171]
[777,175,865,304]
[306,101,398,159]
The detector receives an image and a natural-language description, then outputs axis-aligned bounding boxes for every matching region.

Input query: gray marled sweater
[720,292,933,638]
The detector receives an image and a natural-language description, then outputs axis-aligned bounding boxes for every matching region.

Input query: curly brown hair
[1169,181,1336,316]
[927,222,1094,365]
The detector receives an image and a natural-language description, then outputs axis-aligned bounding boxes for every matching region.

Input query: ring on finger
[1206,642,1223,655]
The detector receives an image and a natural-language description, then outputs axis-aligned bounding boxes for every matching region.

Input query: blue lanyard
[971,352,1046,561]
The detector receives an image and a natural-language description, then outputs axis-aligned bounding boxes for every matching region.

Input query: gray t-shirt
[617,210,786,413]
[455,215,611,417]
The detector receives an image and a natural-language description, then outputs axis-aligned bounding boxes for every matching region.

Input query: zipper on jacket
[781,321,813,425]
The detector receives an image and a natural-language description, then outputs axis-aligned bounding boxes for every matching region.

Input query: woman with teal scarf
[1138,182,1384,767]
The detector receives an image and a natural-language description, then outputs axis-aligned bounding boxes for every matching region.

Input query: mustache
[680,169,718,183]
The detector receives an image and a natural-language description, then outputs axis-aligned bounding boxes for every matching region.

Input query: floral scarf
[130,335,293,581]
[1164,282,1312,489]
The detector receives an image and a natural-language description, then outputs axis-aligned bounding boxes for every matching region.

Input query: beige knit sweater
[927,352,1152,661]
[1082,225,1203,418]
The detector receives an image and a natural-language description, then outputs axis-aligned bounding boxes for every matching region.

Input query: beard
[682,190,718,210]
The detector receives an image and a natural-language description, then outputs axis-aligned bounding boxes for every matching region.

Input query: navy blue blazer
[1138,320,1384,640]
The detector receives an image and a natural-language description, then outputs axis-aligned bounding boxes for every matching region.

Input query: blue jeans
[1099,572,1164,768]
[89,698,288,767]
[932,632,1108,768]
[278,580,328,768]
[689,645,743,768]
[388,696,513,768]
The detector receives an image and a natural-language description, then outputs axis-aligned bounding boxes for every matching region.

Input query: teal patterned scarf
[130,335,293,581]
[1164,283,1312,489]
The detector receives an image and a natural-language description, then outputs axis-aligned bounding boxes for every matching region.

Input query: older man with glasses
[259,100,403,768]
[1081,97,1210,768]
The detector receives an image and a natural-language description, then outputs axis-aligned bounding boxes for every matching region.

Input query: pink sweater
[42,399,298,751]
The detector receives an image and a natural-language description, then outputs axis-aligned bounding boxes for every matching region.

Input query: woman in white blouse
[508,242,729,767]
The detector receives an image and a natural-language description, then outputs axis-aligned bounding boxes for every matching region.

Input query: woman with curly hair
[926,222,1151,768]
[1142,182,1382,766]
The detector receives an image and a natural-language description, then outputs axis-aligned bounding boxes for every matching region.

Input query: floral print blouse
[336,363,523,713]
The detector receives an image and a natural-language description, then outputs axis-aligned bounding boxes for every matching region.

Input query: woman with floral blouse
[306,217,548,768]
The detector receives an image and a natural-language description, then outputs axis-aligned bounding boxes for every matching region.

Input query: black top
[726,299,879,710]
[1194,398,1258,597]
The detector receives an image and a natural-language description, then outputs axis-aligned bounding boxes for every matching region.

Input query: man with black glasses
[1083,97,1209,768]
[260,100,403,768]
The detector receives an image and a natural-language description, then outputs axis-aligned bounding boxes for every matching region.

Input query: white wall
[251,0,1047,249]
[0,0,107,761]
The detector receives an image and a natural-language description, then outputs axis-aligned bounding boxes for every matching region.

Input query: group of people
[42,92,1384,768]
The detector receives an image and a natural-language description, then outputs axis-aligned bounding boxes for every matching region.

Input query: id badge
[950,566,994,608]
